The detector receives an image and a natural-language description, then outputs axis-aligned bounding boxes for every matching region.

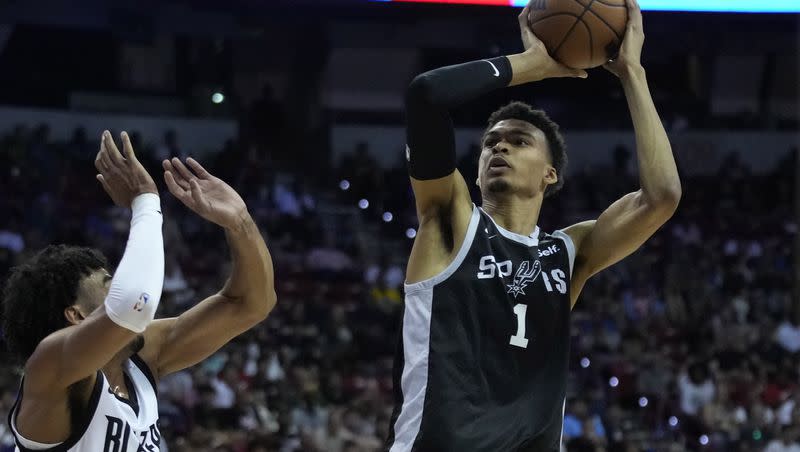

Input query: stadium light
[211,92,225,104]
[383,212,394,222]
[668,416,679,427]
[381,0,800,13]
[358,199,369,209]
[339,180,350,191]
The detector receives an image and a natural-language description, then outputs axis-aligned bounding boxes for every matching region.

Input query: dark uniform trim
[9,370,104,452]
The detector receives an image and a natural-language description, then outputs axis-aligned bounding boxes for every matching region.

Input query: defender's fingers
[163,160,191,189]
[189,179,204,207]
[102,131,125,166]
[164,171,190,199]
[185,158,211,178]
[98,148,114,172]
[171,157,196,181]
[121,132,140,164]
[96,174,113,197]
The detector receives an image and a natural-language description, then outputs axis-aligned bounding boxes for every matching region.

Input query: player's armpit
[406,171,474,284]
[409,171,472,221]
[565,189,678,292]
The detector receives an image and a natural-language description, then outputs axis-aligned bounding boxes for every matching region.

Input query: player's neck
[481,193,542,237]
[102,354,134,399]
[103,351,131,377]
[101,339,139,382]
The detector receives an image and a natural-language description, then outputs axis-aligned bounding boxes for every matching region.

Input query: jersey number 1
[509,303,529,348]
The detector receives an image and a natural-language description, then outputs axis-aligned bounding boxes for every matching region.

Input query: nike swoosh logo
[488,235,497,239]
[484,60,500,77]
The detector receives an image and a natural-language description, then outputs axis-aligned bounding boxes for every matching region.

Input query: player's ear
[543,165,557,187]
[64,305,86,325]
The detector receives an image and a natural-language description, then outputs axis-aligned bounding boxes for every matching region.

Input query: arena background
[0,1,797,451]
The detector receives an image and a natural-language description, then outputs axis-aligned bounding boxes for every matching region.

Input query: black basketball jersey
[388,205,575,452]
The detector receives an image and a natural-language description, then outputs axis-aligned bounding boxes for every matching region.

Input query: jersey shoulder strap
[8,371,104,452]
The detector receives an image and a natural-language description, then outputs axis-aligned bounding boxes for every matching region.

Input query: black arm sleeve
[406,56,513,180]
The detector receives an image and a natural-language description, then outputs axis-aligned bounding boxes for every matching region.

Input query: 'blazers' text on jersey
[388,205,576,452]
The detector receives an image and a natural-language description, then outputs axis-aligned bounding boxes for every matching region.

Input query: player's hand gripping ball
[527,0,629,69]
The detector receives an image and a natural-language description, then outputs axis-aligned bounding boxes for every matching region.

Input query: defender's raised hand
[604,0,644,79]
[163,157,248,230]
[94,130,158,208]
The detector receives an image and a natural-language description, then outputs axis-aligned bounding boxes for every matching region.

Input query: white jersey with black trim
[8,355,162,452]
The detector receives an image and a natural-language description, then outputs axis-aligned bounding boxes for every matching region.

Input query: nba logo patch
[133,292,150,312]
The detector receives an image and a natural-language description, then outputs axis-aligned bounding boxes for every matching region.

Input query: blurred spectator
[679,363,716,417]
[765,427,800,452]
[305,236,354,275]
[774,317,800,354]
[562,399,606,447]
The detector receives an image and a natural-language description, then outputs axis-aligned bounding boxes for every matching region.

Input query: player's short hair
[1,245,107,362]
[484,101,568,197]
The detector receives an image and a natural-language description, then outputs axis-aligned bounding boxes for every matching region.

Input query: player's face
[477,119,557,197]
[66,269,112,325]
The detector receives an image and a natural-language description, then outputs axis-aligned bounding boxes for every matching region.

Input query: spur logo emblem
[506,260,541,298]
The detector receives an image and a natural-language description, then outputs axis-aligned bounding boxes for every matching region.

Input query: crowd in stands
[0,123,796,452]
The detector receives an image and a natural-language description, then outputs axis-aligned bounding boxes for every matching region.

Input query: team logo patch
[507,260,541,298]
[133,292,150,312]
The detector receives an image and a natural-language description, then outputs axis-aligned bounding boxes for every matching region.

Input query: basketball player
[388,1,680,451]
[2,131,276,451]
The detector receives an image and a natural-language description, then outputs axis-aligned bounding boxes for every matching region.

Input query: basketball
[527,0,629,69]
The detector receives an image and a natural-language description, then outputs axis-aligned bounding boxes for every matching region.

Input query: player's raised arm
[23,131,165,392]
[563,0,682,304]
[406,3,584,215]
[405,4,585,283]
[139,157,276,378]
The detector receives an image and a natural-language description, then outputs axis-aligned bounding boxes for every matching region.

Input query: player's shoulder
[553,220,596,251]
[23,325,81,393]
[537,227,574,245]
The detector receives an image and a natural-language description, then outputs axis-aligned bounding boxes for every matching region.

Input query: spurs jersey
[8,355,162,452]
[389,205,576,452]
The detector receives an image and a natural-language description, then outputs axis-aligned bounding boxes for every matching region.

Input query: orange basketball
[527,0,629,69]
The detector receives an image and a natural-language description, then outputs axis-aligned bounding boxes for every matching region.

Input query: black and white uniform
[389,205,576,452]
[8,355,162,452]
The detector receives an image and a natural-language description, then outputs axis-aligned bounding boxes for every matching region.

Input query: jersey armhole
[10,371,104,452]
[130,354,159,395]
[404,204,481,293]
[552,230,576,277]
